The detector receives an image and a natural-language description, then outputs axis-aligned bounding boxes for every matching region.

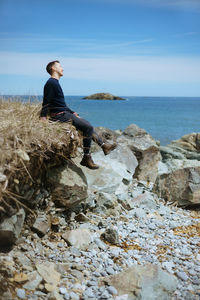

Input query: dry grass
[0,98,82,220]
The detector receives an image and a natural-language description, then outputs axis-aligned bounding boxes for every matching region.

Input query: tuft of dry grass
[0,98,82,221]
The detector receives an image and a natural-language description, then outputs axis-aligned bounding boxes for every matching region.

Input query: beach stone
[62,229,92,250]
[23,271,42,290]
[0,208,25,248]
[49,290,64,300]
[36,261,61,291]
[154,166,200,206]
[132,191,158,209]
[176,271,189,281]
[46,160,88,208]
[101,227,119,245]
[96,192,118,209]
[32,212,50,237]
[107,286,118,295]
[102,264,178,300]
[16,288,26,299]
[117,124,161,183]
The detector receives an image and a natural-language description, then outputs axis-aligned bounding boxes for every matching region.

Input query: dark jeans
[50,111,103,154]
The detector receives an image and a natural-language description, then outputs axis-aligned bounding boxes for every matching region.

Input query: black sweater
[40,78,74,117]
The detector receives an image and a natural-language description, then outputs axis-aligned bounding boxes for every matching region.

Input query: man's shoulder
[45,77,58,85]
[44,77,59,88]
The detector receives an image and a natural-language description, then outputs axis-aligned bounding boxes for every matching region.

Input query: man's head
[46,60,64,78]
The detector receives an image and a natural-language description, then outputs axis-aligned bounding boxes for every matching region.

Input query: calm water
[3,95,200,145]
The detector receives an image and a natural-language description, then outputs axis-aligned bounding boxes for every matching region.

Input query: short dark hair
[46,60,60,75]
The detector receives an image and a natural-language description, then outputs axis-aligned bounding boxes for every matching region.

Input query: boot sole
[80,161,99,170]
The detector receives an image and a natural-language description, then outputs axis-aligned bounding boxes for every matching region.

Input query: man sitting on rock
[40,60,117,169]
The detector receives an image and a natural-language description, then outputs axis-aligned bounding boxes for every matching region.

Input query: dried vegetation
[0,98,82,221]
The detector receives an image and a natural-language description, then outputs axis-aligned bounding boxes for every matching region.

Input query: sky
[0,0,200,96]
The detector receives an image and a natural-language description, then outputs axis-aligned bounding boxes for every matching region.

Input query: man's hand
[73,112,80,118]
[40,117,48,122]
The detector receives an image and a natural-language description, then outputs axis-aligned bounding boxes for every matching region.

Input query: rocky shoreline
[0,122,200,300]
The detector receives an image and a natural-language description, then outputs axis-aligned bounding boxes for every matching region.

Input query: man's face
[52,62,64,77]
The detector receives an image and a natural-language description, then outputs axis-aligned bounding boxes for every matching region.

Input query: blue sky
[0,0,200,96]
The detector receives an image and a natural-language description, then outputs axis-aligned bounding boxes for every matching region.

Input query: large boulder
[46,160,88,208]
[156,133,200,206]
[117,124,161,183]
[171,132,200,152]
[154,166,200,206]
[77,144,138,194]
[102,264,177,300]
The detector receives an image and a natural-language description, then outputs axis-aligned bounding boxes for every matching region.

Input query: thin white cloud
[0,34,154,52]
[174,32,199,38]
[92,0,200,12]
[0,52,200,84]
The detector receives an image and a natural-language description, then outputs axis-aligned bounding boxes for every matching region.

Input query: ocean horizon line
[1,94,200,99]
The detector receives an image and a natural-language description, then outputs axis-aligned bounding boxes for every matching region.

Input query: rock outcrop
[155,133,200,206]
[46,160,88,208]
[83,93,125,100]
[154,167,200,206]
[117,124,161,183]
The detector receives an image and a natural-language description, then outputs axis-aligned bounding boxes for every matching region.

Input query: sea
[3,95,200,146]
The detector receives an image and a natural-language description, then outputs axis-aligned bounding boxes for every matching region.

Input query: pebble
[16,289,26,299]
[176,271,189,281]
[69,291,79,300]
[60,287,68,294]
[106,266,115,275]
[107,286,118,295]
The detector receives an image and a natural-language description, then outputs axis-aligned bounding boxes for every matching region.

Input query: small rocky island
[83,93,125,100]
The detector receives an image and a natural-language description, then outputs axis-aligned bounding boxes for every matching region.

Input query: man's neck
[51,74,60,80]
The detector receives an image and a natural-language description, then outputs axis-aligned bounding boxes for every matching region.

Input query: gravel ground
[0,185,200,300]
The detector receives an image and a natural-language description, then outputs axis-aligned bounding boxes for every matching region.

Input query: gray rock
[23,271,42,290]
[32,212,50,237]
[134,207,146,219]
[77,145,137,194]
[101,227,119,245]
[118,124,161,183]
[62,229,92,250]
[160,145,185,160]
[69,291,79,300]
[0,208,25,247]
[106,267,115,275]
[97,192,118,209]
[46,160,88,208]
[16,288,26,299]
[49,290,64,300]
[103,264,178,300]
[36,261,61,291]
[154,166,200,206]
[95,238,107,250]
[176,271,189,281]
[107,285,118,295]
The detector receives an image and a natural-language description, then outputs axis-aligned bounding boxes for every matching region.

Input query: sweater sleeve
[40,82,55,117]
